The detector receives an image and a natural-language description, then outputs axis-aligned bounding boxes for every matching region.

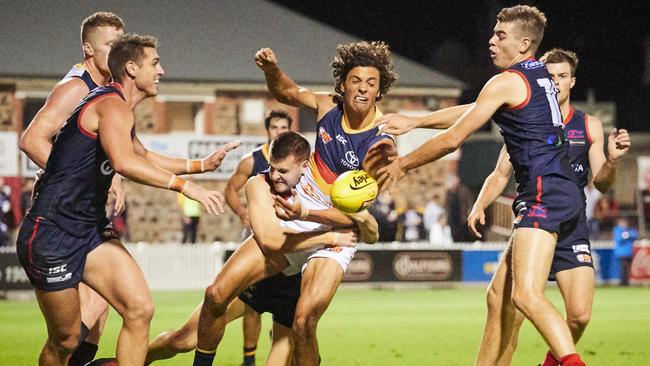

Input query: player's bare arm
[135,139,240,175]
[468,145,513,238]
[586,115,631,193]
[225,155,254,226]
[255,47,335,119]
[19,78,90,168]
[94,97,225,215]
[246,176,357,255]
[377,72,525,191]
[375,103,474,135]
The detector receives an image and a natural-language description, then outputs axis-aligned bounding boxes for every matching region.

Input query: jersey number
[536,78,563,127]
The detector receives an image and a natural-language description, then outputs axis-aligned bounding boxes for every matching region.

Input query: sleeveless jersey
[63,64,100,91]
[309,105,393,194]
[563,107,591,189]
[249,143,270,178]
[30,83,127,237]
[492,59,575,185]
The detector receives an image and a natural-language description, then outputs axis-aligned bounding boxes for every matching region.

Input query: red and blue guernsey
[249,143,270,178]
[493,59,581,234]
[29,83,128,237]
[308,105,392,195]
[64,63,100,91]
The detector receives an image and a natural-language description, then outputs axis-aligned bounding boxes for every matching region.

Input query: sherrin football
[330,170,378,213]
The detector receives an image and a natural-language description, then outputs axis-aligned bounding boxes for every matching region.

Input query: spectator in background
[584,182,602,239]
[613,217,638,286]
[445,175,476,243]
[0,178,12,246]
[178,190,203,244]
[423,193,444,235]
[595,191,620,232]
[399,200,425,242]
[429,212,453,246]
[369,191,398,242]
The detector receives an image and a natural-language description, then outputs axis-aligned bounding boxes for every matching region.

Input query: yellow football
[330,170,378,213]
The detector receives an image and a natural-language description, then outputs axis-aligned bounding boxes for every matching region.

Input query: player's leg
[83,239,154,366]
[475,237,526,366]
[68,283,109,366]
[557,267,595,342]
[35,288,82,366]
[243,305,262,366]
[146,298,246,363]
[194,236,285,365]
[510,228,578,359]
[266,321,293,366]
[292,258,344,366]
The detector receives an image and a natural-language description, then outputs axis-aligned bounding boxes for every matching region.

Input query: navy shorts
[549,208,594,280]
[512,175,581,240]
[16,216,104,291]
[238,272,302,328]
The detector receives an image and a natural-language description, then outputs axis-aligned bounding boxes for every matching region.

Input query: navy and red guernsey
[29,83,127,237]
[494,59,581,235]
[563,107,592,190]
[249,143,270,178]
[492,59,575,185]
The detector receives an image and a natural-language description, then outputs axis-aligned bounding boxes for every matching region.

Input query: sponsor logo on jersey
[527,204,548,219]
[567,130,585,139]
[569,139,586,146]
[344,151,359,167]
[100,160,114,176]
[336,134,348,145]
[521,60,544,70]
[319,127,332,144]
[572,163,585,172]
[48,264,68,275]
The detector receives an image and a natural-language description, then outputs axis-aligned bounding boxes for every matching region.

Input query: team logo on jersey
[527,204,548,219]
[567,130,585,139]
[319,127,332,144]
[336,134,348,145]
[344,151,359,167]
[100,160,114,176]
[572,164,584,173]
[576,254,592,263]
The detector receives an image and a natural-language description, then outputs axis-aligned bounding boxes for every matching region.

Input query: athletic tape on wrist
[167,175,188,193]
[186,159,203,174]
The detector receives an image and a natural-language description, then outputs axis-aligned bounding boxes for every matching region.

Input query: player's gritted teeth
[354,95,368,103]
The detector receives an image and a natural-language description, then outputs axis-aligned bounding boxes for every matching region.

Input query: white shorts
[281,168,357,275]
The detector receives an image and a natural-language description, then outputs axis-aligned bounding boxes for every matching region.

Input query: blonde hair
[497,5,547,50]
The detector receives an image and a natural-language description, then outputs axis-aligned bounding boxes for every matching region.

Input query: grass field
[1,287,648,365]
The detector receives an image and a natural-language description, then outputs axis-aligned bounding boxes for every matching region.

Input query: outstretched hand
[255,48,278,72]
[376,156,407,193]
[467,206,486,239]
[374,113,417,136]
[203,141,241,172]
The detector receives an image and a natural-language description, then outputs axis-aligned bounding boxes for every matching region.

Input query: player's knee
[122,295,155,324]
[48,328,80,356]
[567,309,591,331]
[511,289,541,315]
[204,284,230,314]
[485,284,502,313]
[292,311,319,339]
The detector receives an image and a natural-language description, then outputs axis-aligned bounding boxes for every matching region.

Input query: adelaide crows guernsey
[492,59,575,185]
[30,83,127,237]
[308,105,392,195]
[249,143,270,178]
[63,63,100,91]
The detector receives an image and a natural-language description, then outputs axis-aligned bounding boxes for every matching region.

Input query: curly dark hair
[331,41,398,103]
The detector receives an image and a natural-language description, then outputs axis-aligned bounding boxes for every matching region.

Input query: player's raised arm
[467,145,513,238]
[19,78,90,168]
[97,98,225,215]
[586,115,631,193]
[375,103,474,136]
[255,47,334,117]
[377,72,523,191]
[246,176,356,255]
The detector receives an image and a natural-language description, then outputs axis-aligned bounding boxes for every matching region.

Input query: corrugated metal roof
[0,0,463,90]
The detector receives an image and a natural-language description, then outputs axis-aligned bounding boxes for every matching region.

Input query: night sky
[272,0,650,131]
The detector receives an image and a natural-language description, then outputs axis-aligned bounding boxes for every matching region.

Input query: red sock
[541,350,560,366]
[559,353,585,366]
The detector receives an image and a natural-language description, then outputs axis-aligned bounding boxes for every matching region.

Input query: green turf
[1,287,648,365]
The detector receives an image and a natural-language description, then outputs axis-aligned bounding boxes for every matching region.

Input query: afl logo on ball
[100,160,114,176]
